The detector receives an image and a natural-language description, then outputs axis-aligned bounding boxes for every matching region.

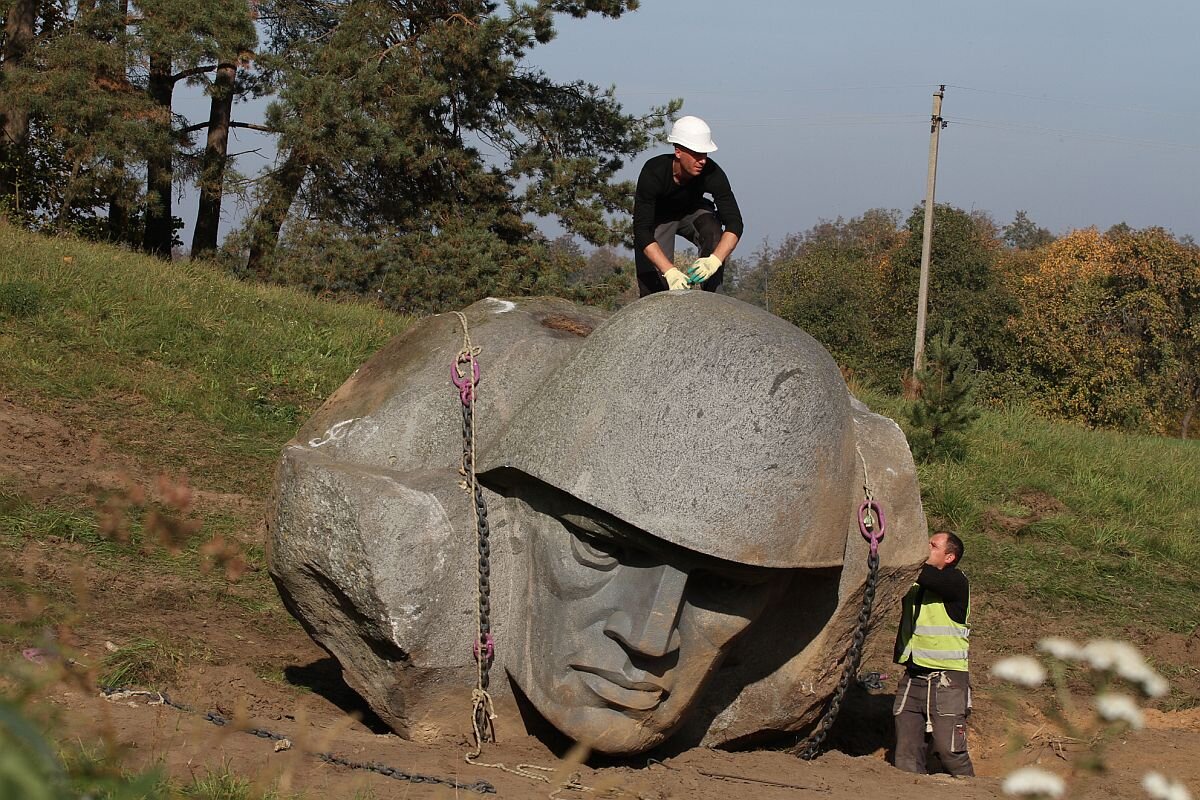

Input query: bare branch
[179,121,277,135]
[171,64,218,83]
[231,121,276,133]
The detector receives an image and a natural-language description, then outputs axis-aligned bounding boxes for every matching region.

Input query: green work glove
[687,254,722,285]
[663,267,691,291]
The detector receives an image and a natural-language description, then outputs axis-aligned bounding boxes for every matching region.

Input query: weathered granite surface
[267,292,927,754]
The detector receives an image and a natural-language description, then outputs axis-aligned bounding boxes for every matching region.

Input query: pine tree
[906,328,981,462]
[135,0,257,254]
[1,0,255,250]
[241,0,677,304]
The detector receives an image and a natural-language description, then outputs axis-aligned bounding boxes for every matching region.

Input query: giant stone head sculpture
[267,292,928,755]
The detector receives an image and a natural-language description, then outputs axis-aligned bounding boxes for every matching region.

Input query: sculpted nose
[603,564,688,658]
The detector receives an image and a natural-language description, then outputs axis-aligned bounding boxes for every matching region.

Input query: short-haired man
[632,115,744,296]
[893,530,975,777]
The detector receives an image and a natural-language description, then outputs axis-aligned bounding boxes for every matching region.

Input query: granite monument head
[479,293,859,753]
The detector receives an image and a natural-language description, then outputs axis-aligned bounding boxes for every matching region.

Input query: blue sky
[176,0,1200,254]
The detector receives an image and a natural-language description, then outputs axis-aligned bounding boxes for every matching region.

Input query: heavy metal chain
[451,311,497,755]
[794,467,888,761]
[794,543,882,760]
[461,377,497,748]
[100,687,495,794]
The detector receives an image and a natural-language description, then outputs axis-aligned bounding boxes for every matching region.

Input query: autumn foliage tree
[761,209,903,374]
[1005,226,1200,436]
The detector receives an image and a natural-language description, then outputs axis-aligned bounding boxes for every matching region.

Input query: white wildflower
[1002,767,1066,798]
[1142,672,1170,698]
[1079,639,1169,697]
[1080,639,1145,674]
[1037,637,1082,661]
[1094,692,1144,729]
[991,655,1048,687]
[1143,771,1194,800]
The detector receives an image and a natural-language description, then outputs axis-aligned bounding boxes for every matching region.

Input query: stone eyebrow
[558,512,634,545]
[559,512,777,581]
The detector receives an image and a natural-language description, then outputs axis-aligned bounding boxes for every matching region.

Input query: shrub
[0,280,46,319]
[906,328,980,462]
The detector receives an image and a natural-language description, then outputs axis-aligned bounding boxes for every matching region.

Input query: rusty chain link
[100,686,496,794]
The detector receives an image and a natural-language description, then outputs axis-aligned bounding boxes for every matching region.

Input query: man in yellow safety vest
[892,530,974,777]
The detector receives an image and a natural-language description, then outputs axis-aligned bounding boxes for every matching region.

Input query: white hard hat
[666,115,718,153]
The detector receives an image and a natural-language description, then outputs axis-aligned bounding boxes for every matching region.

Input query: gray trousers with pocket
[893,669,975,777]
[634,203,726,297]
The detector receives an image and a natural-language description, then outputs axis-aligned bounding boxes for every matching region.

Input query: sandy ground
[3,396,1198,799]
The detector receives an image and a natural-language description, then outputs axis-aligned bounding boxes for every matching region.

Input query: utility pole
[912,85,946,377]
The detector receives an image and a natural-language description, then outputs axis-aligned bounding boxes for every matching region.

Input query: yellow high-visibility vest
[896,577,971,671]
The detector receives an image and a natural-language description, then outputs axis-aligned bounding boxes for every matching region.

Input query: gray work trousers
[893,669,975,777]
[635,204,725,297]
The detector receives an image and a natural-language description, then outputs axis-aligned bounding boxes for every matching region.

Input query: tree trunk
[106,0,130,242]
[1182,397,1196,440]
[107,163,130,242]
[245,150,306,278]
[190,61,236,258]
[142,52,175,257]
[0,0,38,201]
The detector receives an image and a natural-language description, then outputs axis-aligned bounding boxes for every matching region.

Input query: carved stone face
[505,489,792,754]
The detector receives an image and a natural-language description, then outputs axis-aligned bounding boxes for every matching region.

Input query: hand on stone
[686,255,722,285]
[663,267,692,291]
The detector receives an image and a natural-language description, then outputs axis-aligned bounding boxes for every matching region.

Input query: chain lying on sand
[100,686,497,795]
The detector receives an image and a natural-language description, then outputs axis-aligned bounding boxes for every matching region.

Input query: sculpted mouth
[573,667,667,712]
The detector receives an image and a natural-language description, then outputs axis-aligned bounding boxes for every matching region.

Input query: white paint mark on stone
[484,297,516,313]
[308,418,360,448]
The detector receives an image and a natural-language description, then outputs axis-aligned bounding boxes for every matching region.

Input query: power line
[616,82,1200,125]
[946,83,1200,122]
[948,116,1200,153]
[710,114,928,128]
[612,83,936,97]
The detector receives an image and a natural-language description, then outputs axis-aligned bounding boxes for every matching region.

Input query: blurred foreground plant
[1,657,165,799]
[991,638,1191,800]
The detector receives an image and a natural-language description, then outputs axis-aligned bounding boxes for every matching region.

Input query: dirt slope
[2,397,1197,799]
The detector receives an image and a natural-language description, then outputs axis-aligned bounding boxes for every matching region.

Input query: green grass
[178,764,305,800]
[0,221,411,496]
[99,637,185,689]
[853,389,1200,634]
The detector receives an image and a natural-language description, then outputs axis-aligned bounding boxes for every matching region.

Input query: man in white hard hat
[632,115,744,296]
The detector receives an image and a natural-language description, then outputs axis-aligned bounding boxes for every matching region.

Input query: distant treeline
[721,206,1199,439]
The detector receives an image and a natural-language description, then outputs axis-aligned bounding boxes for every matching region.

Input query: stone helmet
[478,292,858,569]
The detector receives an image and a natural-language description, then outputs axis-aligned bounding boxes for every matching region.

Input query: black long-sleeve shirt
[914,563,970,625]
[632,153,744,252]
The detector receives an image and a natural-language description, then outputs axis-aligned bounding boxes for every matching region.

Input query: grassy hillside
[862,390,1198,637]
[0,222,410,494]
[0,224,1197,794]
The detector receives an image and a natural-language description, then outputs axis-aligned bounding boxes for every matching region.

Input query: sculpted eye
[566,526,622,571]
[691,570,764,599]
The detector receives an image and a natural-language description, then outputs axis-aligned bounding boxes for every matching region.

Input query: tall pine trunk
[190,61,235,258]
[0,0,38,202]
[107,0,130,242]
[142,52,174,256]
[246,150,305,278]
